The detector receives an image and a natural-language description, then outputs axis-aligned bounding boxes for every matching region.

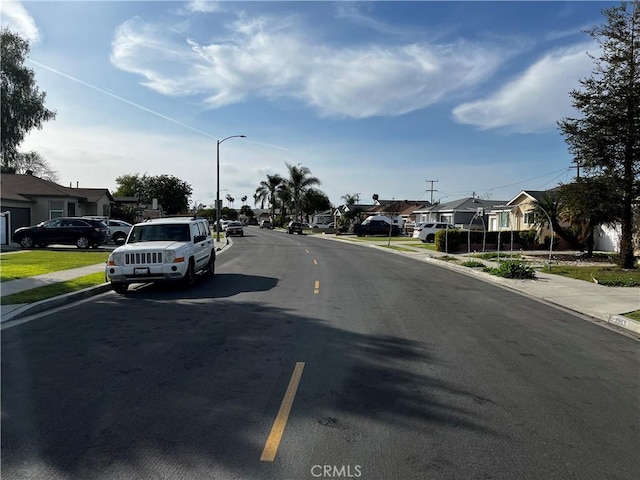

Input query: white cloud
[0,0,40,43]
[185,1,222,14]
[110,14,506,118]
[452,42,596,133]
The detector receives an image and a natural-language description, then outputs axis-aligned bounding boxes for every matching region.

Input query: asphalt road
[2,227,638,480]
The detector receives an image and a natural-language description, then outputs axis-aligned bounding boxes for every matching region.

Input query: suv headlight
[165,251,176,263]
[108,252,124,266]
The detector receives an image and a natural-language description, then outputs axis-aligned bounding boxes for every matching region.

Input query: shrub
[434,229,463,252]
[461,260,485,268]
[485,260,536,279]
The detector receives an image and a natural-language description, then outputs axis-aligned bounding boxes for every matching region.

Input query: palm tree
[286,163,320,221]
[241,195,248,206]
[254,174,284,218]
[277,183,293,221]
[341,193,359,206]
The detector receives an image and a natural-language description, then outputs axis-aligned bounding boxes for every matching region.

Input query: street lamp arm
[218,134,246,145]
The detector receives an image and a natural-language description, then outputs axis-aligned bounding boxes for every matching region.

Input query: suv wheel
[76,236,90,248]
[112,283,129,294]
[183,261,196,288]
[205,254,215,277]
[113,232,126,245]
[426,234,435,243]
[19,235,35,249]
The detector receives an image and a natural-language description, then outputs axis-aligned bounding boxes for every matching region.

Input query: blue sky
[2,0,615,208]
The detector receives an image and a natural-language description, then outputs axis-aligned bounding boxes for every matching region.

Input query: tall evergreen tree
[1,29,56,169]
[558,1,640,268]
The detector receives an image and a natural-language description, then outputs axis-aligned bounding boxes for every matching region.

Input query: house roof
[414,197,508,213]
[0,173,113,203]
[506,188,562,206]
[337,200,430,216]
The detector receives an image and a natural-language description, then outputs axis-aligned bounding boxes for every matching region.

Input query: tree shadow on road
[2,295,502,480]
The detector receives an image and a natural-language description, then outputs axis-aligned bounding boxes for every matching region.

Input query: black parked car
[287,221,303,234]
[12,217,110,249]
[353,220,401,237]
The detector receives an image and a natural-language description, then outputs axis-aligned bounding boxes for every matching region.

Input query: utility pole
[425,179,439,204]
[570,160,581,179]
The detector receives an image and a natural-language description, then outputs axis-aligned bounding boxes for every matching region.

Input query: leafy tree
[11,150,59,182]
[530,191,581,249]
[144,174,192,215]
[113,173,145,197]
[114,173,192,215]
[301,188,331,218]
[558,2,640,268]
[220,206,238,220]
[560,176,623,255]
[1,29,56,170]
[286,163,321,221]
[254,174,284,217]
[239,205,254,219]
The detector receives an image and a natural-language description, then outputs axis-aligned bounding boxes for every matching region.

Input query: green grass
[625,310,640,321]
[382,245,416,252]
[546,265,640,287]
[1,272,107,305]
[0,251,109,281]
[461,260,486,268]
[472,252,522,260]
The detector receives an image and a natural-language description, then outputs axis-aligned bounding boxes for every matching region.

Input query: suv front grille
[125,251,163,265]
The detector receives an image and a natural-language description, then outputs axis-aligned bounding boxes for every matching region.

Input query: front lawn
[1,272,106,304]
[545,265,640,287]
[0,251,109,282]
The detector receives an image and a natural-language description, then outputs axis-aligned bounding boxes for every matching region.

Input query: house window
[102,204,111,217]
[499,212,510,228]
[523,211,535,225]
[67,202,76,216]
[49,200,64,219]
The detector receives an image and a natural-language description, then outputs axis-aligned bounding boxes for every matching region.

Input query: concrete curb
[1,283,113,323]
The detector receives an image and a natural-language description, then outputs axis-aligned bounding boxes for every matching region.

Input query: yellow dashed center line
[260,362,306,462]
[313,259,318,266]
[314,280,320,294]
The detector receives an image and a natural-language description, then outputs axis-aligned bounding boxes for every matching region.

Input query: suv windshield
[128,224,190,243]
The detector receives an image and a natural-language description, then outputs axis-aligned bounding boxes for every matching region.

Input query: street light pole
[216,134,246,242]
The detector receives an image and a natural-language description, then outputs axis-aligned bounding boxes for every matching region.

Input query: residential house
[0,172,114,238]
[486,189,564,247]
[334,200,430,231]
[413,197,508,230]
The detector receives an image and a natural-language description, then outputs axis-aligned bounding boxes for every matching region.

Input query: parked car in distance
[416,222,458,243]
[13,217,110,249]
[259,220,273,229]
[107,219,132,244]
[412,222,428,239]
[105,216,215,293]
[310,222,333,229]
[287,221,303,234]
[354,219,400,237]
[226,221,244,236]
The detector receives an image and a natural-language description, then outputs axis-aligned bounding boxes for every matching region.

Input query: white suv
[105,217,215,294]
[416,222,457,243]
